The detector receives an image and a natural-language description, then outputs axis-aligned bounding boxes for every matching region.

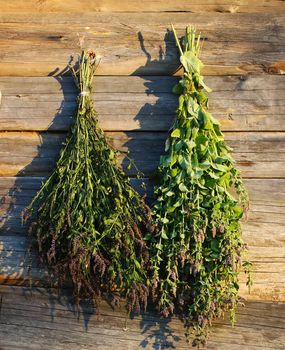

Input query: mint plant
[149,26,252,345]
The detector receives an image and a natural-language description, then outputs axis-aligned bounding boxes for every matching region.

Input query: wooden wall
[0,0,285,302]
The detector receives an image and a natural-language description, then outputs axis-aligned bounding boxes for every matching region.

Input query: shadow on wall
[0,59,79,291]
[128,30,181,350]
[0,30,182,349]
[122,30,179,205]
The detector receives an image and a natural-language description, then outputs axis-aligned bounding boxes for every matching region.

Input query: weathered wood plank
[2,236,284,260]
[2,205,285,249]
[0,286,284,350]
[1,177,284,209]
[1,0,285,13]
[0,227,283,287]
[1,75,285,94]
[0,131,284,177]
[1,175,285,301]
[1,177,285,241]
[1,16,285,43]
[0,76,284,131]
[0,13,284,75]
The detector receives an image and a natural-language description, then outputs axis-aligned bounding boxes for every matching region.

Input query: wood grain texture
[0,12,285,75]
[0,131,284,177]
[0,176,284,301]
[2,0,285,13]
[1,235,284,301]
[0,76,284,131]
[0,0,284,338]
[0,285,284,350]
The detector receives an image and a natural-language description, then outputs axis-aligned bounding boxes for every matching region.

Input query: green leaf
[172,83,184,94]
[215,156,230,164]
[179,154,191,170]
[180,50,203,74]
[205,177,216,188]
[167,206,176,213]
[179,183,188,192]
[134,260,141,269]
[166,191,175,197]
[233,206,244,219]
[208,171,218,179]
[199,76,212,92]
[186,140,196,151]
[199,160,211,170]
[109,149,115,160]
[173,198,184,208]
[161,217,170,224]
[171,129,181,138]
[187,97,199,115]
[195,134,208,146]
[175,140,183,151]
[178,95,185,110]
[170,153,178,167]
[212,163,228,172]
[210,239,219,253]
[161,230,168,239]
[196,91,208,105]
[198,108,213,130]
[194,169,203,178]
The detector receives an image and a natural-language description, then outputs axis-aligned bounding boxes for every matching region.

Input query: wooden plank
[0,76,284,131]
[0,131,284,177]
[1,0,285,13]
[0,13,284,75]
[0,232,285,301]
[0,177,283,301]
[1,177,285,240]
[2,236,283,259]
[2,202,285,246]
[0,286,284,350]
[1,15,285,43]
[1,173,284,301]
[1,177,284,209]
[1,75,285,94]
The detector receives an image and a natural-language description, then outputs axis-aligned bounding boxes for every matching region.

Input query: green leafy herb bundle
[25,50,152,311]
[149,26,251,345]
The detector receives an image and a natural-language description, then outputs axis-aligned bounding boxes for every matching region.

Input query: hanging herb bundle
[149,26,252,345]
[25,50,152,311]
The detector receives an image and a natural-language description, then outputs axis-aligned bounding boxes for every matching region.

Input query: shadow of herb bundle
[25,50,152,311]
[149,26,252,345]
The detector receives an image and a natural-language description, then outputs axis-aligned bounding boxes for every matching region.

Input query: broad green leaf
[173,198,184,207]
[187,97,199,115]
[171,129,181,138]
[180,50,203,74]
[175,140,183,151]
[167,206,176,213]
[198,108,213,130]
[172,83,184,94]
[212,163,228,172]
[161,230,168,239]
[178,95,185,110]
[166,191,175,197]
[179,183,188,192]
[186,140,196,151]
[199,160,211,170]
[233,206,244,219]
